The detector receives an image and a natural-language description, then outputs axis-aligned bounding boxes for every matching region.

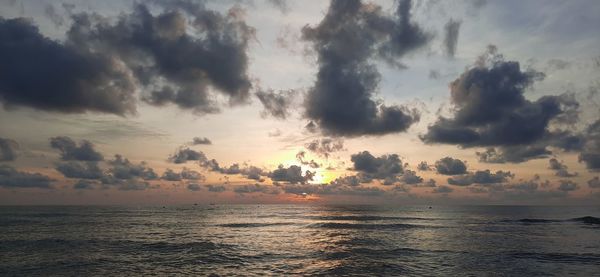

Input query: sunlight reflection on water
[1,205,599,276]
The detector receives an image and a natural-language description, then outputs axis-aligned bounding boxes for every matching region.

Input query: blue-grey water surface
[1,205,599,276]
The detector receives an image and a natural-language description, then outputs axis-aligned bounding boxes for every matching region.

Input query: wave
[217,222,295,228]
[509,252,600,264]
[502,216,600,225]
[303,215,437,221]
[1,238,224,252]
[571,216,600,225]
[308,222,436,230]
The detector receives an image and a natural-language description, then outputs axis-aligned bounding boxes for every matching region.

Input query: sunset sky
[1,0,599,205]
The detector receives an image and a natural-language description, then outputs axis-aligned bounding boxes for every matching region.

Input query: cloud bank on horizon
[0,0,599,205]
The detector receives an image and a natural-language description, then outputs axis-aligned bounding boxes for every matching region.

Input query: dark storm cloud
[443,19,461,57]
[434,157,467,175]
[169,148,208,164]
[421,47,581,163]
[191,137,212,145]
[579,119,600,171]
[350,151,404,181]
[588,177,600,188]
[548,158,577,178]
[0,165,53,189]
[1,1,255,115]
[255,89,295,120]
[73,2,255,114]
[0,17,137,115]
[106,155,158,180]
[205,184,226,192]
[270,165,314,184]
[56,161,104,180]
[305,138,344,158]
[302,0,428,136]
[0,138,18,161]
[50,136,103,161]
[447,170,513,186]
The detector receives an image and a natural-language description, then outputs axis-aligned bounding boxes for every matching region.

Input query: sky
[0,0,599,205]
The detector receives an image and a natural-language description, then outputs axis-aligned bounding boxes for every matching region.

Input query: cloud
[255,89,295,120]
[443,19,461,57]
[330,175,361,187]
[267,0,289,13]
[73,180,97,190]
[270,165,314,184]
[187,183,202,191]
[476,146,551,163]
[190,137,212,145]
[169,148,207,164]
[305,138,344,158]
[0,165,53,189]
[421,47,580,163]
[417,161,431,171]
[1,1,255,115]
[434,157,467,175]
[0,138,18,161]
[474,176,577,200]
[351,151,403,179]
[56,161,104,180]
[205,184,226,192]
[398,170,423,184]
[50,136,103,161]
[588,177,600,189]
[117,180,152,191]
[296,151,320,169]
[432,185,453,193]
[302,0,428,136]
[421,179,437,187]
[181,168,204,180]
[447,170,513,186]
[557,180,578,192]
[281,182,386,197]
[162,168,204,181]
[201,159,267,181]
[0,17,137,115]
[579,119,600,171]
[162,169,183,181]
[233,183,280,194]
[106,154,158,181]
[44,4,65,27]
[548,158,577,177]
[268,129,282,137]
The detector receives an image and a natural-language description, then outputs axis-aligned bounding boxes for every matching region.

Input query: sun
[309,167,336,184]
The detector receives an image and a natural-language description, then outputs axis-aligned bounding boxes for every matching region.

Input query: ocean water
[1,205,599,276]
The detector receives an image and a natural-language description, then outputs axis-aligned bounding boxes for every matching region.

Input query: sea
[1,205,599,276]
